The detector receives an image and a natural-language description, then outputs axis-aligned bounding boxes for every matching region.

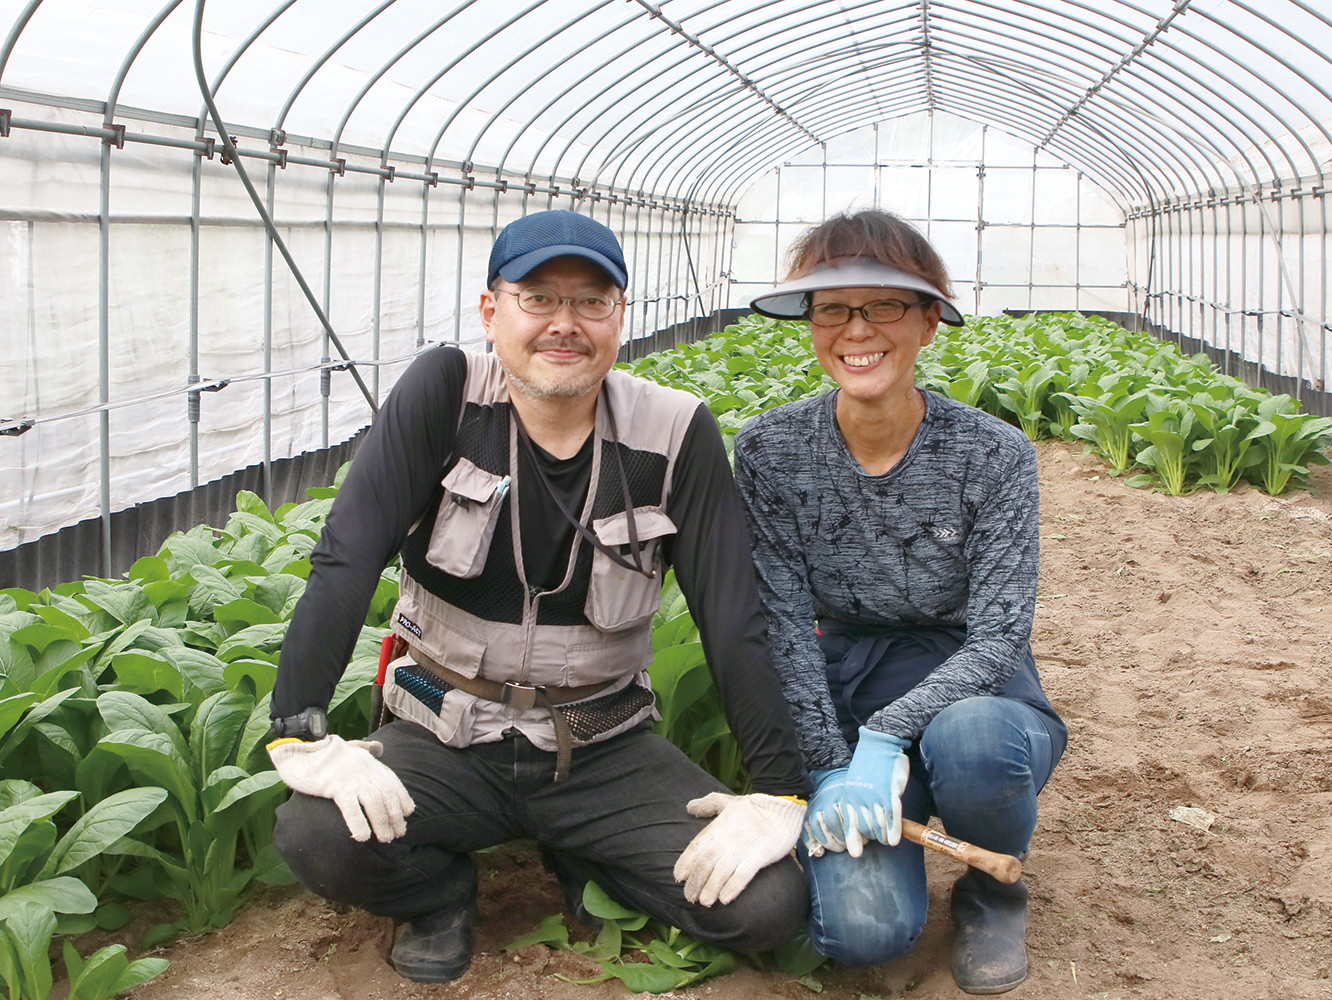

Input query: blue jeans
[803,697,1056,966]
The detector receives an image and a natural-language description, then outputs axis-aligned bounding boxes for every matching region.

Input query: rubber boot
[390,894,475,983]
[950,868,1028,995]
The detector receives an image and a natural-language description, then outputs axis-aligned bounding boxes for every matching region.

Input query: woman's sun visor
[749,258,965,326]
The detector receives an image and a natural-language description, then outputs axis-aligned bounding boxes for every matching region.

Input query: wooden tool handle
[901,819,1022,883]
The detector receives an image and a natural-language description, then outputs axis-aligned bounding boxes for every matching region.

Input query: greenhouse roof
[3,0,1332,210]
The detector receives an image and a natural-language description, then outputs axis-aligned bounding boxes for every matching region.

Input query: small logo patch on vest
[396,613,423,638]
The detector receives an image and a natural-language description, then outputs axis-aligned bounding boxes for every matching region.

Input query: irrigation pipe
[190,0,377,417]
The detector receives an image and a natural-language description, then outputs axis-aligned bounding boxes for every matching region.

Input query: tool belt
[401,641,652,782]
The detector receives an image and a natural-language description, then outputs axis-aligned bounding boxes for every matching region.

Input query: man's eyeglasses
[502,287,624,321]
[808,298,932,327]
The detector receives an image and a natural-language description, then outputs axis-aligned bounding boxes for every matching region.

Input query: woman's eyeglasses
[808,298,931,327]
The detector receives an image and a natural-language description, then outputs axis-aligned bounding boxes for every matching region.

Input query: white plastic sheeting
[5,0,1332,563]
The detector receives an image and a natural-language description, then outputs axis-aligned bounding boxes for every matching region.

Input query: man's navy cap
[488,210,628,289]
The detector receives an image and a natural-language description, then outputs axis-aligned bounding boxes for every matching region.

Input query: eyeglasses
[808,298,932,327]
[501,287,624,321]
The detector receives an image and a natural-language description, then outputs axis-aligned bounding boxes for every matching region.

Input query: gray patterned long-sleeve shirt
[734,389,1049,770]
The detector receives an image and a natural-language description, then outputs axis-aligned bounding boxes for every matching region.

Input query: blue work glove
[802,729,911,859]
[802,767,850,856]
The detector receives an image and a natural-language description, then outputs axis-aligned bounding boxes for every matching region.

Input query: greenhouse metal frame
[3,0,1332,582]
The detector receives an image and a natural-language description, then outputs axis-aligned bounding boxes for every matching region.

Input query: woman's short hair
[785,209,955,301]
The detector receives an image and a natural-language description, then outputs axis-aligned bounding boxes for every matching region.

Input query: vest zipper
[519,582,543,684]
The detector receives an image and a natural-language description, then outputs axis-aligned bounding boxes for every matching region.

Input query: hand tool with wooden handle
[902,819,1022,883]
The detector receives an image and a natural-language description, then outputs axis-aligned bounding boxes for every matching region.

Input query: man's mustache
[530,336,592,355]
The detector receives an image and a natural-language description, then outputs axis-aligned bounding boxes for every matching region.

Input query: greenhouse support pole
[98,131,112,577]
[1211,194,1220,359]
[1224,194,1232,376]
[1197,199,1204,346]
[974,127,986,317]
[454,183,468,346]
[1074,172,1082,311]
[1257,193,1266,391]
[417,174,430,348]
[1026,149,1037,312]
[627,197,643,350]
[189,135,202,487]
[652,204,665,341]
[373,176,385,404]
[321,158,333,451]
[1323,192,1328,394]
[1236,193,1246,383]
[265,161,277,502]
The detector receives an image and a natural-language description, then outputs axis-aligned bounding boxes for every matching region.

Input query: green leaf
[216,623,287,661]
[582,882,649,929]
[235,700,278,771]
[139,922,183,949]
[80,581,157,627]
[162,646,228,700]
[250,843,296,886]
[190,691,254,781]
[127,556,170,584]
[645,938,698,969]
[94,903,131,931]
[504,913,569,951]
[600,959,685,993]
[774,929,827,976]
[0,899,57,1000]
[160,530,221,575]
[213,599,282,628]
[110,955,170,994]
[0,694,39,742]
[97,691,188,760]
[10,623,82,655]
[222,659,278,697]
[235,490,275,523]
[253,574,306,618]
[109,650,184,699]
[96,731,194,818]
[573,919,623,961]
[41,787,169,878]
[0,876,97,920]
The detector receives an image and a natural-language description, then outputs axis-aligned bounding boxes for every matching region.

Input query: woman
[733,210,1066,995]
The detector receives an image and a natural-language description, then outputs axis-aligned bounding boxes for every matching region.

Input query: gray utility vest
[385,351,700,753]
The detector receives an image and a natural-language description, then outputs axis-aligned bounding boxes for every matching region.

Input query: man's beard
[499,337,604,401]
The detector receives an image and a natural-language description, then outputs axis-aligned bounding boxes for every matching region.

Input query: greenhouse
[4,0,1332,584]
[2,3,1332,999]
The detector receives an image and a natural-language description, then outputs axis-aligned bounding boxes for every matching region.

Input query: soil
[103,440,1332,1000]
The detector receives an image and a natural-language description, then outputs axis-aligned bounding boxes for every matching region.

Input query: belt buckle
[500,682,543,711]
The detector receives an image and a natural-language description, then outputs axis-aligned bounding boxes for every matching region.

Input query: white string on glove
[267,735,416,843]
[672,792,805,907]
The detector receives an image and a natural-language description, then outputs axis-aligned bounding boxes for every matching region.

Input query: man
[266,210,812,983]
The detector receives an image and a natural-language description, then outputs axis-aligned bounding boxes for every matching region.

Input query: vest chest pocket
[425,458,509,579]
[586,507,676,632]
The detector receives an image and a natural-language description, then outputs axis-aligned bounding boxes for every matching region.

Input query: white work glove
[673,792,805,907]
[268,735,416,843]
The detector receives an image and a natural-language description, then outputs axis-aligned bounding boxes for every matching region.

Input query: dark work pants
[273,720,806,952]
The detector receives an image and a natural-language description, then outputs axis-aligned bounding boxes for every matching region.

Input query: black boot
[390,897,475,983]
[950,869,1028,995]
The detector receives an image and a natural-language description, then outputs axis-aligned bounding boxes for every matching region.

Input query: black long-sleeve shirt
[273,345,810,796]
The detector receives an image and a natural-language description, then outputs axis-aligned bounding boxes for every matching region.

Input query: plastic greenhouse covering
[3,0,1332,572]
